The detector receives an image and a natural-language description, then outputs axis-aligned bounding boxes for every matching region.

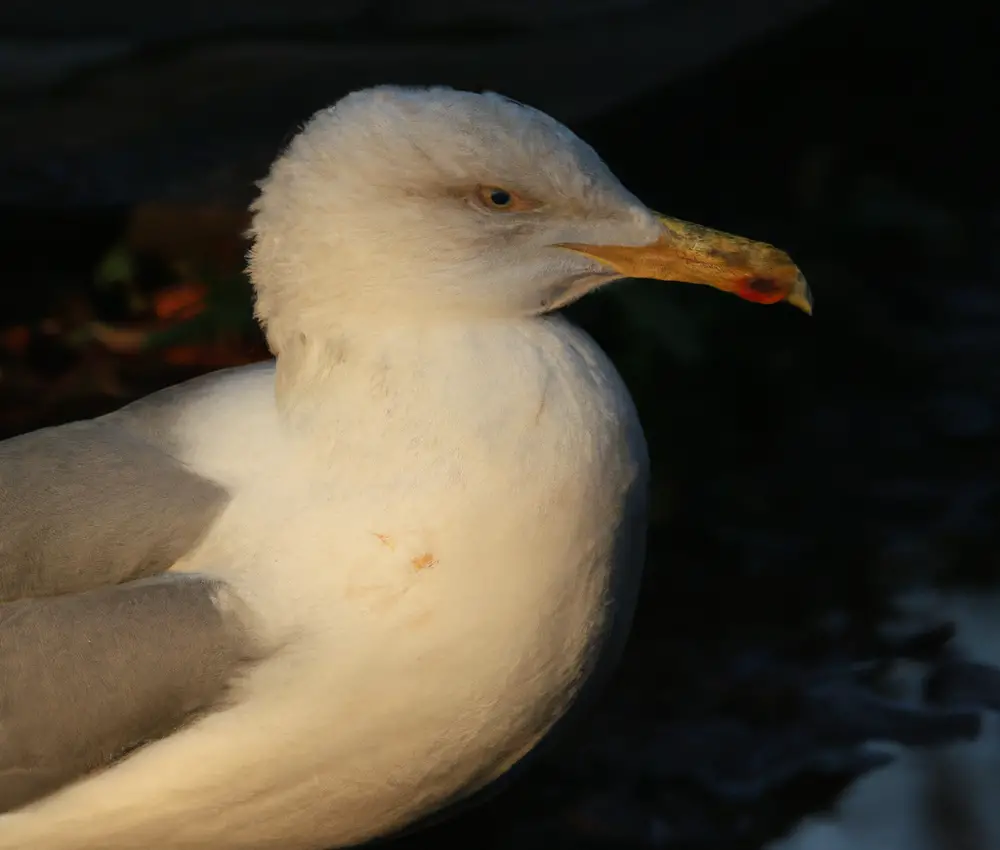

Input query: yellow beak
[558,214,812,314]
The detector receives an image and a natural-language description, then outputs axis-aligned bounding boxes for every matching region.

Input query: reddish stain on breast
[411,553,437,571]
[372,532,395,550]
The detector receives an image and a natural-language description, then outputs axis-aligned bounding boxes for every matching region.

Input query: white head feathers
[248,86,661,353]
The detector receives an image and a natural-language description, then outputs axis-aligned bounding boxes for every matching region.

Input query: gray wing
[0,405,230,603]
[0,573,263,811]
[0,368,270,808]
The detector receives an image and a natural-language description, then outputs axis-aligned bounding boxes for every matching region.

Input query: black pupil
[489,189,512,206]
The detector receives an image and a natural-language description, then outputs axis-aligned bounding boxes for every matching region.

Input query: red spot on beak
[736,276,786,305]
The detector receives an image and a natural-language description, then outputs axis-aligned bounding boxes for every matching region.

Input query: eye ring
[472,185,541,213]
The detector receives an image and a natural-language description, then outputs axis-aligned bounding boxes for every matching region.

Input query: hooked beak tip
[784,273,814,315]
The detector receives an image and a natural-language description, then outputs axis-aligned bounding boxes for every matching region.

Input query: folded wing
[0,388,259,810]
[0,573,262,811]
[0,418,229,602]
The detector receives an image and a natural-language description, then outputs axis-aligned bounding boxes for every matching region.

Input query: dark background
[1,1,997,847]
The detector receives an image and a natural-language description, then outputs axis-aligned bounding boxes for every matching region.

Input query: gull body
[0,87,807,849]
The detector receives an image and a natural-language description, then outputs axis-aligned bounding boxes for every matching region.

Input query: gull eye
[473,185,541,213]
[488,188,512,207]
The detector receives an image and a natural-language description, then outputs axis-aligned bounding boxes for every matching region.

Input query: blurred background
[1,1,997,847]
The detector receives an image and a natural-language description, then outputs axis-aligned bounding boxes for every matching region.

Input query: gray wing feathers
[0,420,229,602]
[0,573,261,811]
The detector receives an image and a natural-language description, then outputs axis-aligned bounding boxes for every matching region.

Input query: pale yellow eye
[473,185,541,213]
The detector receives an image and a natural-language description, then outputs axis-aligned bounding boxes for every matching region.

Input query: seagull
[0,86,810,850]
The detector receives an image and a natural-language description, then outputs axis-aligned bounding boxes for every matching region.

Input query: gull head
[249,86,810,352]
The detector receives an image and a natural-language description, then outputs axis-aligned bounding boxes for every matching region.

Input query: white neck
[274,316,559,455]
[264,314,644,527]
